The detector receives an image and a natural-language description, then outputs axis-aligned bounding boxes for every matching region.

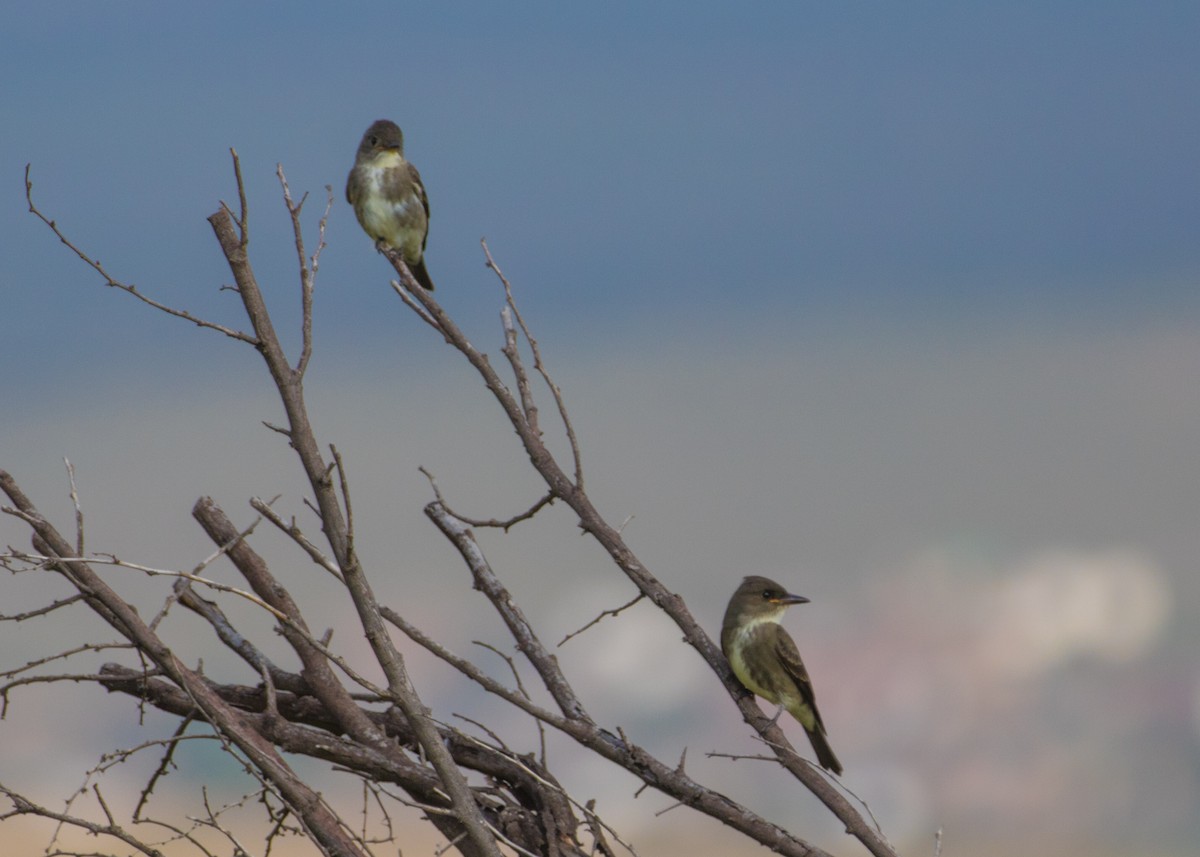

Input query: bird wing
[774,629,827,731]
[406,161,431,252]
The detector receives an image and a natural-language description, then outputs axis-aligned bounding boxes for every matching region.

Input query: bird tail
[805,725,843,776]
[411,258,435,291]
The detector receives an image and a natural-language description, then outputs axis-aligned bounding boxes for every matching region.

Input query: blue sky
[6,3,1199,366]
[4,4,1200,855]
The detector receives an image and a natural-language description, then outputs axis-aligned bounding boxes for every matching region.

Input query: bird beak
[777,593,810,605]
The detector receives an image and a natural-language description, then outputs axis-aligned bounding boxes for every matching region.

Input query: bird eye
[368,135,379,146]
[761,590,774,600]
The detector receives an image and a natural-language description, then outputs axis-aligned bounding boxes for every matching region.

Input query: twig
[472,641,533,703]
[277,163,314,377]
[500,305,540,435]
[24,164,256,344]
[215,184,503,853]
[424,501,587,722]
[134,716,196,820]
[0,593,85,621]
[450,712,511,754]
[389,277,440,330]
[419,466,555,531]
[171,577,301,693]
[0,470,368,857]
[558,593,645,647]
[472,634,551,767]
[64,458,84,556]
[705,750,776,763]
[583,799,623,857]
[0,782,165,857]
[331,445,355,560]
[393,245,895,857]
[1,641,135,680]
[2,669,135,717]
[3,549,289,622]
[383,586,833,857]
[483,239,584,488]
[454,730,638,857]
[250,496,344,581]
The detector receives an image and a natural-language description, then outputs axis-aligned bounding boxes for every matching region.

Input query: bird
[721,575,842,775]
[345,119,435,290]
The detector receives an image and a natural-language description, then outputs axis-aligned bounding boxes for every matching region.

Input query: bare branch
[386,605,831,857]
[424,501,587,722]
[1,641,135,684]
[276,163,330,378]
[209,179,503,855]
[0,782,165,857]
[6,154,905,857]
[390,277,442,330]
[133,716,196,820]
[0,593,86,621]
[249,496,343,581]
[171,577,303,694]
[557,593,645,647]
[471,641,534,704]
[483,239,584,488]
[24,165,256,344]
[1,548,289,623]
[222,147,249,244]
[394,248,898,857]
[383,606,566,727]
[500,305,540,435]
[3,664,135,717]
[331,445,355,559]
[0,471,369,857]
[419,466,555,531]
[583,799,624,857]
[64,458,84,556]
[705,750,777,763]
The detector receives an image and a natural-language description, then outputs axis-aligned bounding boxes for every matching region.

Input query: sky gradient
[4,4,1200,855]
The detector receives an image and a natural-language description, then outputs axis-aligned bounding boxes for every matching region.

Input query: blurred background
[3,3,1198,855]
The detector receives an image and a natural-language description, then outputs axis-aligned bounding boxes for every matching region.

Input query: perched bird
[721,575,842,775]
[345,119,435,290]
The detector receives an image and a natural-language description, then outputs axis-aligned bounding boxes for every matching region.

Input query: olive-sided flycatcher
[721,575,842,775]
[345,119,435,290]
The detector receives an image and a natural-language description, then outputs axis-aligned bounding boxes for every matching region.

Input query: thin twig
[24,164,256,344]
[390,246,886,856]
[558,593,645,647]
[5,550,289,622]
[133,717,197,820]
[64,458,84,556]
[455,730,638,857]
[0,781,165,857]
[483,239,584,488]
[249,496,344,581]
[0,594,85,621]
[706,750,777,763]
[390,277,441,330]
[331,445,355,560]
[171,577,299,692]
[1,641,135,680]
[419,466,555,531]
[500,305,540,435]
